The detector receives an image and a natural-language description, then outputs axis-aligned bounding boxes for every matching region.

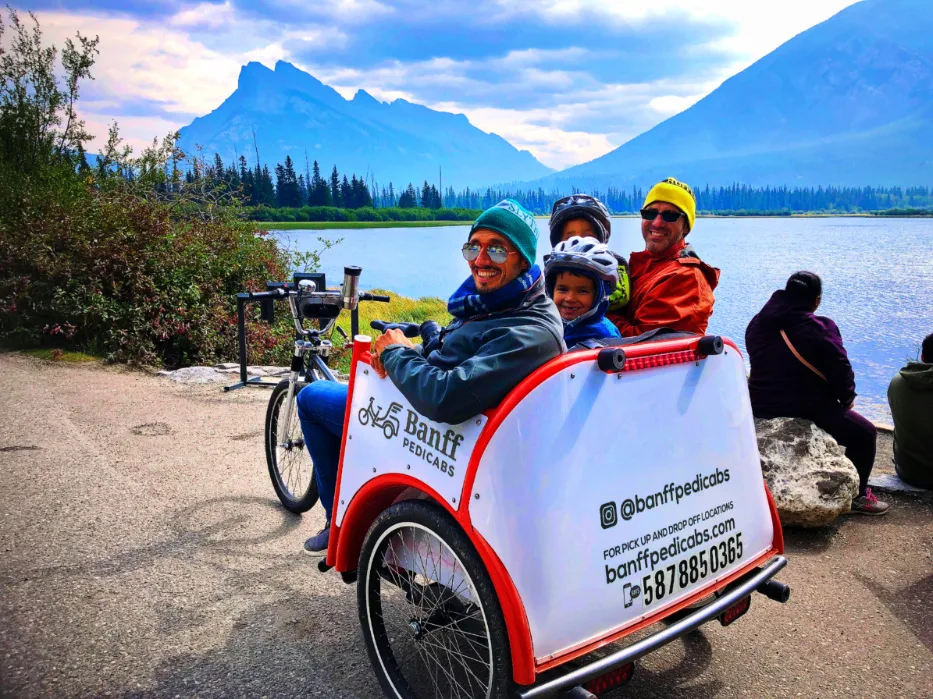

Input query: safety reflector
[621,349,700,372]
[583,661,635,695]
[718,595,751,627]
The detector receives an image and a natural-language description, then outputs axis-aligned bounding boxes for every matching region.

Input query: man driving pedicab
[298,199,565,552]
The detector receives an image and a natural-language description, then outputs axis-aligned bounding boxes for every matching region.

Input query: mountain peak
[237,61,274,89]
[178,61,553,188]
[352,89,382,106]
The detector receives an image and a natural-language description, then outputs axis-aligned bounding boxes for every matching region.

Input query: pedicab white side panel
[335,363,487,527]
[469,350,774,662]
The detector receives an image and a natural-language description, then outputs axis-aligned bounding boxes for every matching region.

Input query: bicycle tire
[265,378,319,513]
[358,500,513,699]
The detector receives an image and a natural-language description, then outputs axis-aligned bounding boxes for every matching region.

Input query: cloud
[10,0,862,169]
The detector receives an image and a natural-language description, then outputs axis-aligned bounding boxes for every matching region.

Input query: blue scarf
[448,265,542,320]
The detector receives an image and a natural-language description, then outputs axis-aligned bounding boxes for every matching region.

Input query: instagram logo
[599,502,618,529]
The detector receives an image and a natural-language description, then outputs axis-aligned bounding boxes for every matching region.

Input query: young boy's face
[553,271,597,321]
[559,218,598,242]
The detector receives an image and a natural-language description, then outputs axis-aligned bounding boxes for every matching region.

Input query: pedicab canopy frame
[323,332,787,692]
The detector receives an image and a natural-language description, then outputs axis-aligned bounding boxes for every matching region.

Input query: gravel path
[1,352,931,698]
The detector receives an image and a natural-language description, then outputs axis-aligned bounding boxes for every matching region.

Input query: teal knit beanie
[469,199,539,266]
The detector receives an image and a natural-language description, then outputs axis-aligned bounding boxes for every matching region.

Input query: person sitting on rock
[297,199,565,553]
[544,236,621,348]
[745,271,888,515]
[887,333,933,489]
[548,194,630,313]
[607,177,720,337]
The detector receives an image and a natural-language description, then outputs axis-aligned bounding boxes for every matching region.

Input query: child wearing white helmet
[544,236,622,348]
[549,194,630,312]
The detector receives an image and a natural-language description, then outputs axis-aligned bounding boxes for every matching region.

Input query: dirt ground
[1,352,931,699]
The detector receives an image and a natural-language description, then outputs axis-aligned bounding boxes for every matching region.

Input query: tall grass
[325,290,450,374]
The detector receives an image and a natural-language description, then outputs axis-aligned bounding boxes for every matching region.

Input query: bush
[0,166,301,368]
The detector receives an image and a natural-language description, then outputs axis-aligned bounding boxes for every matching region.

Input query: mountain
[176,61,552,190]
[537,0,933,189]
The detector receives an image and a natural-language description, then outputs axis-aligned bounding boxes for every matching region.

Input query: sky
[9,0,863,171]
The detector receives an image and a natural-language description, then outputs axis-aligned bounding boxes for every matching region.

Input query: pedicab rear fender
[329,335,785,688]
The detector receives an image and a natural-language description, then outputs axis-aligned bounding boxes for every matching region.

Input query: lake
[273,217,933,423]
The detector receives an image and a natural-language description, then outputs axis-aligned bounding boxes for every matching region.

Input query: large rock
[755,417,859,528]
[157,366,227,383]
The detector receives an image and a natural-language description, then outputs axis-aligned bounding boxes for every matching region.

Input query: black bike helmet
[549,194,612,247]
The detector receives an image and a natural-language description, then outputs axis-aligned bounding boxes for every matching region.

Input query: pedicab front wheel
[265,379,319,513]
[358,500,513,699]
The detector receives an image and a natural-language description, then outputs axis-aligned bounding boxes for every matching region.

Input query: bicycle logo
[358,397,403,440]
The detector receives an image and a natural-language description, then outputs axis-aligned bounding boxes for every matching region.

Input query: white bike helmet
[544,236,619,286]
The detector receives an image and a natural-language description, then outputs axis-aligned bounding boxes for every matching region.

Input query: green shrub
[0,167,302,368]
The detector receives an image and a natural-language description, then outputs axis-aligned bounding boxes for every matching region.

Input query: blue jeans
[296,380,348,521]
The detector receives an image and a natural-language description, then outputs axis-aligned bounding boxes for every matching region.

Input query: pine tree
[340,175,351,208]
[399,183,417,208]
[309,160,331,206]
[330,165,342,207]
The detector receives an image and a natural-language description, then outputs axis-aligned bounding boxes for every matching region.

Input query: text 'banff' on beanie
[643,177,696,232]
[469,199,539,266]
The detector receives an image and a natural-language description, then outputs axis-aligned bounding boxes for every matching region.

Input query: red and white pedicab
[317,322,789,698]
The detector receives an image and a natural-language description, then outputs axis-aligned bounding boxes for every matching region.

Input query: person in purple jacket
[745,271,889,515]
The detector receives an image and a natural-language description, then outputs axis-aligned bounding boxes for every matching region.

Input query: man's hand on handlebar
[372,328,416,378]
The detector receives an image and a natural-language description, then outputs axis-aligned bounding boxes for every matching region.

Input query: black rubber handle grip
[597,348,626,372]
[697,335,724,356]
[248,288,286,300]
[360,293,390,303]
[370,320,420,338]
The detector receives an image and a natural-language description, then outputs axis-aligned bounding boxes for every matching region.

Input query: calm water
[274,217,933,422]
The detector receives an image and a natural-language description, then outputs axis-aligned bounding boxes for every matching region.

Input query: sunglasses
[462,241,517,264]
[640,207,685,224]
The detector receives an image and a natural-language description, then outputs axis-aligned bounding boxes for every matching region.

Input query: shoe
[850,488,889,516]
[303,523,330,554]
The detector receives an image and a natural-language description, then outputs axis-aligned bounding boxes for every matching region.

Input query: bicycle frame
[259,268,389,451]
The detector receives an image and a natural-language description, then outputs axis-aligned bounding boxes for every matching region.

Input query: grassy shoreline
[254,220,473,230]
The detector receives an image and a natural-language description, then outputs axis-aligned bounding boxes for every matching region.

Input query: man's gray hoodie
[381,285,565,425]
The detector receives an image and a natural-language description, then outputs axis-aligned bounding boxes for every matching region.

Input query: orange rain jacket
[607,240,720,337]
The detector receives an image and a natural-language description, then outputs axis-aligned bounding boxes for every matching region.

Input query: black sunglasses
[640,207,685,224]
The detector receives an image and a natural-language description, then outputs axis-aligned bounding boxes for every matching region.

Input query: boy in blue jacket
[544,237,621,348]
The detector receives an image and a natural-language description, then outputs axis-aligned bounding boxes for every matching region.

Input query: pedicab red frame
[326,335,785,687]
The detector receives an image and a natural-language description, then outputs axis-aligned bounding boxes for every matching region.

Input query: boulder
[755,417,859,528]
[157,367,227,384]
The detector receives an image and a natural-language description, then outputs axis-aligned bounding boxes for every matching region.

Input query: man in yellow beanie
[607,177,720,337]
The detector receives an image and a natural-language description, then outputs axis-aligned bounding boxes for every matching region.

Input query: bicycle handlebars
[370,320,421,338]
[247,287,389,305]
[361,293,390,303]
[247,288,287,300]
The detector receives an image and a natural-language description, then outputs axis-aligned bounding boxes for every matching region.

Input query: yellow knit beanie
[643,177,696,232]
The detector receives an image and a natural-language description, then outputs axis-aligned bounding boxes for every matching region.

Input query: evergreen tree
[330,165,342,207]
[309,160,331,206]
[340,175,351,208]
[399,183,417,208]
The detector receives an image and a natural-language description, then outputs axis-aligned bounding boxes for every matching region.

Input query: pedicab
[256,267,789,699]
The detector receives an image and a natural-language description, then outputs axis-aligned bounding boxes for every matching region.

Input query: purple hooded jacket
[745,290,856,416]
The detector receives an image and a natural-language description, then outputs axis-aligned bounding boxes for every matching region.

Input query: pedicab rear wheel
[358,500,513,699]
